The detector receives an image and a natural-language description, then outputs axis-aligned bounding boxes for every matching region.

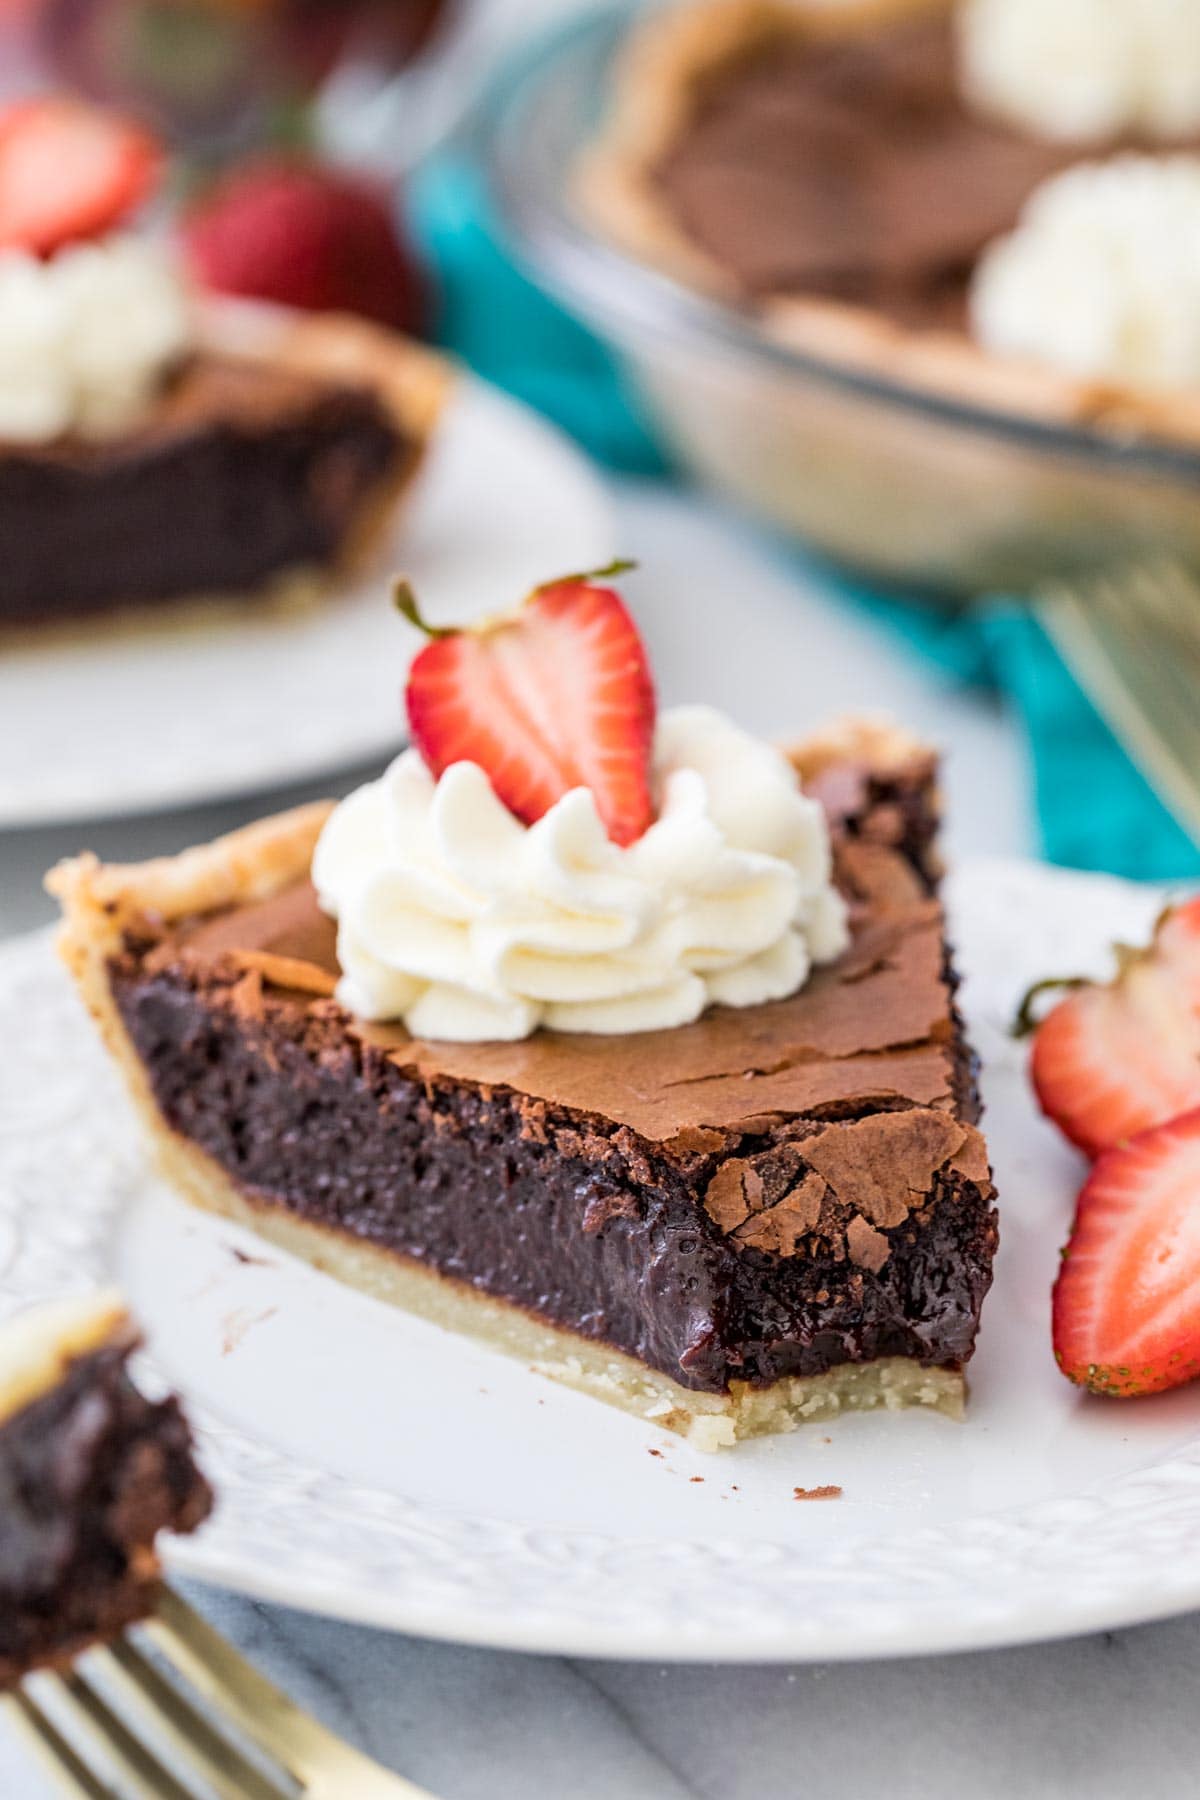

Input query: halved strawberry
[0,97,161,257]
[1018,898,1200,1159]
[1053,1108,1200,1397]
[399,565,656,847]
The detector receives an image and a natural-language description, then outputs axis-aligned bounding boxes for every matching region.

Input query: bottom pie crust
[133,1124,968,1451]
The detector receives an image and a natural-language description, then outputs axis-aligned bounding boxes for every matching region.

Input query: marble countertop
[3,483,1193,1799]
[11,1584,1196,1800]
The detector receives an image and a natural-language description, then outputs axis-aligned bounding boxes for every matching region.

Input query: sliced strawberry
[400,567,656,847]
[1020,898,1200,1159]
[0,97,160,256]
[1053,1108,1200,1397]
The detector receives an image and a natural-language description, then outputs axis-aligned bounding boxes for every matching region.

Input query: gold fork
[3,1587,437,1799]
[1035,558,1200,851]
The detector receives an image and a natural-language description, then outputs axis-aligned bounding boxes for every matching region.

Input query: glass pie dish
[483,5,1200,601]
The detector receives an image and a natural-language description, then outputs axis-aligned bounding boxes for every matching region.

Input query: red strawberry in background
[267,0,452,85]
[30,0,452,122]
[181,159,426,333]
[399,564,657,849]
[0,96,161,255]
[1017,898,1200,1158]
[1053,1109,1200,1398]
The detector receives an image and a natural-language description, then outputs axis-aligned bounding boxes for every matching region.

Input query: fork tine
[1037,570,1200,850]
[1086,576,1200,781]
[1082,577,1200,723]
[1069,602,1200,838]
[1131,559,1200,647]
[36,1670,196,1800]
[143,1591,437,1798]
[1107,567,1200,676]
[140,1589,317,1782]
[92,1640,290,1800]
[1,1690,111,1800]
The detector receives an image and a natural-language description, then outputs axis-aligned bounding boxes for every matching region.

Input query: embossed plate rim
[6,858,1200,1661]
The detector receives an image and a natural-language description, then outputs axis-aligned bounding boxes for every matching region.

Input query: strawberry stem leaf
[1012,975,1091,1038]
[395,563,639,643]
[1014,905,1181,1037]
[393,579,456,640]
[534,558,638,593]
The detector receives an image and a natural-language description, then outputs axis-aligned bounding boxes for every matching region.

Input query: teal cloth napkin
[409,158,1200,883]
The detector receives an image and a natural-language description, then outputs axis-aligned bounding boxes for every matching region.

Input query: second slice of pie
[0,97,449,635]
[0,1294,211,1685]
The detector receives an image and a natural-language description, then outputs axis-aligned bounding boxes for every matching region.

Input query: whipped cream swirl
[0,235,193,443]
[971,155,1200,389]
[313,706,849,1042]
[960,0,1200,143]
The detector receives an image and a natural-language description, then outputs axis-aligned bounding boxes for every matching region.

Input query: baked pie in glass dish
[489,0,1200,595]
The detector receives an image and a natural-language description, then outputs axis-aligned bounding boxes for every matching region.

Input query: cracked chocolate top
[139,752,978,1156]
[702,1108,990,1261]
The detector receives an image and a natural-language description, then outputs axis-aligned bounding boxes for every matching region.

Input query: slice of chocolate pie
[0,97,449,634]
[0,1295,211,1686]
[0,98,449,637]
[50,574,996,1449]
[0,309,449,634]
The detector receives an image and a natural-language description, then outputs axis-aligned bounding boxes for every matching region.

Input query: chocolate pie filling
[651,13,1093,323]
[0,1339,212,1685]
[106,757,998,1397]
[0,354,408,627]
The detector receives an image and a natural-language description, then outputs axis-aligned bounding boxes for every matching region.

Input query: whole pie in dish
[50,573,997,1450]
[0,1294,211,1686]
[579,0,1200,441]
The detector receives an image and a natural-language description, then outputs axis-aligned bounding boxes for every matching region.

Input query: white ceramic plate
[5,857,1200,1663]
[0,376,615,829]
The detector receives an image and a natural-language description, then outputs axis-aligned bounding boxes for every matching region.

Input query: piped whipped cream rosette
[0,237,193,442]
[314,572,848,1042]
[971,155,1200,389]
[0,97,189,443]
[960,0,1200,144]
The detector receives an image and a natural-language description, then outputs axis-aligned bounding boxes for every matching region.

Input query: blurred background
[2,0,1198,890]
[0,0,545,172]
